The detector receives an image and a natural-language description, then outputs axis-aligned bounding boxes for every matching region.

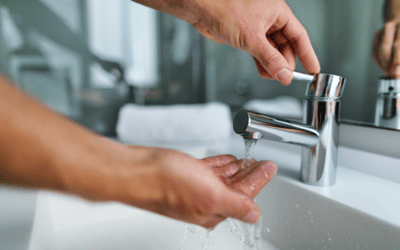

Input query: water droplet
[187,224,198,235]
[310,219,314,224]
[265,227,271,233]
[296,204,299,208]
[307,210,312,215]
[347,232,351,236]
[328,237,332,241]
[201,229,214,250]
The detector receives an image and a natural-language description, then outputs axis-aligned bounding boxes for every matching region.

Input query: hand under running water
[111,149,277,229]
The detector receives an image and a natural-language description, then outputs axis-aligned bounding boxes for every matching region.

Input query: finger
[253,57,273,79]
[231,161,278,199]
[389,24,400,76]
[249,36,293,85]
[372,29,386,72]
[389,44,400,77]
[212,159,257,179]
[217,190,261,224]
[200,216,225,229]
[270,32,296,70]
[252,37,277,79]
[202,155,237,168]
[380,22,397,73]
[281,13,320,74]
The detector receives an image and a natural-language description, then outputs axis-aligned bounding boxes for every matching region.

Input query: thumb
[250,37,293,85]
[218,190,261,224]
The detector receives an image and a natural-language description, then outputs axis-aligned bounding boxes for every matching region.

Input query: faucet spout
[233,110,319,147]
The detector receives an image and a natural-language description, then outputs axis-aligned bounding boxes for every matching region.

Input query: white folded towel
[116,102,232,147]
[244,96,303,119]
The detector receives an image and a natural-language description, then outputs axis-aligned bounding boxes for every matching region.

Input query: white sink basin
[28,191,278,250]
[27,170,400,250]
[0,187,37,250]
[258,176,400,250]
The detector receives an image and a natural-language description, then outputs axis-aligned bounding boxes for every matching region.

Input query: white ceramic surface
[0,187,37,250]
[28,191,278,250]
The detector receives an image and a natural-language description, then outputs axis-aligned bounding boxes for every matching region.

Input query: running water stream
[242,138,258,168]
[179,138,263,250]
[227,138,263,250]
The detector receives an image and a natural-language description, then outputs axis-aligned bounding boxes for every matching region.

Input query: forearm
[0,75,277,227]
[0,74,126,197]
[385,0,400,21]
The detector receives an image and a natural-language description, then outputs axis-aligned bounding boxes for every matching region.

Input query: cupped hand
[144,150,277,228]
[100,147,277,229]
[189,0,320,85]
[373,20,400,77]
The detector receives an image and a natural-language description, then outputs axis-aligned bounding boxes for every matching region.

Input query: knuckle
[288,26,307,45]
[244,33,261,52]
[261,52,283,70]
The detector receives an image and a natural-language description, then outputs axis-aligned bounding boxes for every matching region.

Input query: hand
[63,145,277,229]
[373,20,400,77]
[188,0,320,85]
[133,150,277,228]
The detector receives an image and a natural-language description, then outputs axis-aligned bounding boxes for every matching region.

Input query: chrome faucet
[233,71,346,186]
[375,77,400,129]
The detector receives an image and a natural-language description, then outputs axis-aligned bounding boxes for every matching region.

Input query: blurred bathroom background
[0,0,386,136]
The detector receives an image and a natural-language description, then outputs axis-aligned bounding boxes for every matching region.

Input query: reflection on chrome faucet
[375,77,400,130]
[233,72,346,187]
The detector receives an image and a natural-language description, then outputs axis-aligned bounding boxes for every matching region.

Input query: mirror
[0,0,397,132]
[206,0,398,129]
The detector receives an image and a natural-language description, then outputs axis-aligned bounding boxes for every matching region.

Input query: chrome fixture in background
[375,77,400,130]
[234,71,346,186]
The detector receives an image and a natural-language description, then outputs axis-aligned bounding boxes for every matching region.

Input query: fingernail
[243,209,260,224]
[277,68,292,85]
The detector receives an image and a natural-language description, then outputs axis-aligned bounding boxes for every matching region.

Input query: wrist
[57,136,163,205]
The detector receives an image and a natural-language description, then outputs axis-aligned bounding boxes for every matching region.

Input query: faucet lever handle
[292,71,315,83]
